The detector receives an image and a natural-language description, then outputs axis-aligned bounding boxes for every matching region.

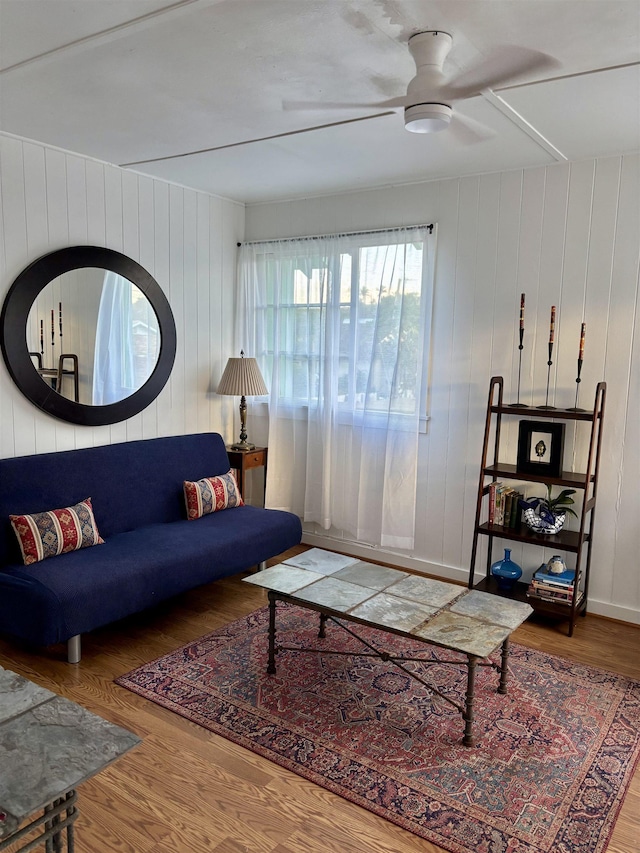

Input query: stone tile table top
[246,548,533,659]
[0,667,140,840]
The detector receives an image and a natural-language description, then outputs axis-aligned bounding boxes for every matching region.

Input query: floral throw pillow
[183,470,244,519]
[10,498,104,565]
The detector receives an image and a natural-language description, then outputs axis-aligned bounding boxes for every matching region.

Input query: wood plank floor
[1,544,639,853]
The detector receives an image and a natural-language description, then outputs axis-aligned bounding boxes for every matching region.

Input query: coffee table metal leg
[463,655,478,747]
[498,637,510,694]
[318,613,327,638]
[267,591,277,674]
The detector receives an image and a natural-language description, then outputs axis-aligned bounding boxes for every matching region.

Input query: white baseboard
[301,532,640,627]
[585,598,640,625]
[301,532,469,585]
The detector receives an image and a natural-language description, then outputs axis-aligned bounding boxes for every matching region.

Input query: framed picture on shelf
[516,420,565,478]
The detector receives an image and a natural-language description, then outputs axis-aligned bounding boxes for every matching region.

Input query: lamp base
[228,440,256,452]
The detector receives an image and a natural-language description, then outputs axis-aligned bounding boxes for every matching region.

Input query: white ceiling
[1,0,639,204]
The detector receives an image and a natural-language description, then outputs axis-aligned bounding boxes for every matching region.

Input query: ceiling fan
[284,30,560,144]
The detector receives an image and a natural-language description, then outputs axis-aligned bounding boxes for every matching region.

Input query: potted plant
[520,485,578,534]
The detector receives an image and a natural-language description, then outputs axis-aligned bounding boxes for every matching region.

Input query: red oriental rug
[116,604,640,853]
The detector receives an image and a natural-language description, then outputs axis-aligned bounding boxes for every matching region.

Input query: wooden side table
[226,446,268,505]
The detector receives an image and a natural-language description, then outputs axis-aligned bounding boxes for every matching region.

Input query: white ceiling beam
[0,0,225,75]
[482,89,568,162]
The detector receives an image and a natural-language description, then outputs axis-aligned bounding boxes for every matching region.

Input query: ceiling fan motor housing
[408,30,453,69]
[405,31,454,133]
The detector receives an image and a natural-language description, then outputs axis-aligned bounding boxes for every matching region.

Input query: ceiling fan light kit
[404,102,452,133]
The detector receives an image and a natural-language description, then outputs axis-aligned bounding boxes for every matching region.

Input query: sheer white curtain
[237,226,435,550]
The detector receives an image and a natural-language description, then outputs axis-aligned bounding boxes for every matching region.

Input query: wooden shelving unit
[468,376,606,636]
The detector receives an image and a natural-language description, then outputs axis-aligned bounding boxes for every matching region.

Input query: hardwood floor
[1,544,639,853]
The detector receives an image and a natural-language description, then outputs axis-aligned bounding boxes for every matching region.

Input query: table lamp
[216,350,268,450]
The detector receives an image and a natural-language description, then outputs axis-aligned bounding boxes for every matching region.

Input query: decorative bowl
[522,506,566,535]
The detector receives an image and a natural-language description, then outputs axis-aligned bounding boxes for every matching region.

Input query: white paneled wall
[246,155,640,625]
[1,131,638,625]
[0,133,244,456]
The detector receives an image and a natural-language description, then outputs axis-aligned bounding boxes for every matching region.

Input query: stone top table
[245,548,533,746]
[0,667,140,850]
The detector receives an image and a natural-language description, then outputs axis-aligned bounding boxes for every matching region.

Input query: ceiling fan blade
[442,46,560,101]
[283,95,407,111]
[449,112,496,145]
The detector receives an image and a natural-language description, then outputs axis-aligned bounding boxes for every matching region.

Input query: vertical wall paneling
[20,142,49,456]
[209,195,226,437]
[195,193,211,435]
[137,174,158,441]
[85,159,106,247]
[23,143,49,260]
[462,173,501,570]
[581,158,621,392]
[493,170,523,396]
[182,189,199,437]
[122,170,144,443]
[443,176,480,569]
[598,154,640,609]
[421,178,459,567]
[0,132,244,464]
[45,148,69,248]
[45,148,72,453]
[66,155,89,246]
[519,168,548,405]
[245,153,640,624]
[168,184,185,437]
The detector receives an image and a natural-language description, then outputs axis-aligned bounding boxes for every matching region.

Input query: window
[246,226,433,422]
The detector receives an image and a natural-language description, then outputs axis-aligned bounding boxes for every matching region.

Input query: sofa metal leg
[258,560,267,572]
[67,635,81,664]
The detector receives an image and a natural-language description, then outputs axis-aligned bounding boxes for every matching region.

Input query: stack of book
[527,564,582,606]
[488,482,524,529]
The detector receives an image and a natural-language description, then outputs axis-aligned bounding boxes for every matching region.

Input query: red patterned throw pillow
[184,470,244,520]
[10,498,104,565]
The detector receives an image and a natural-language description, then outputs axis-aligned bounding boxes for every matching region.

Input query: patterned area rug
[116,604,640,853]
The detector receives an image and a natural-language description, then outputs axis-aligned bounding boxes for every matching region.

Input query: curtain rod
[237,223,433,248]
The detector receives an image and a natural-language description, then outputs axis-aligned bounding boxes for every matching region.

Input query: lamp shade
[216,352,268,397]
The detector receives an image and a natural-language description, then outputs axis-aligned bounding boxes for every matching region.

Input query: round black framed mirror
[1,246,177,426]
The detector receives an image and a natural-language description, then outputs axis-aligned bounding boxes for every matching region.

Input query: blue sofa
[0,433,302,662]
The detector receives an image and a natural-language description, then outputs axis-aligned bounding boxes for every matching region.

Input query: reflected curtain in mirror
[92,272,159,405]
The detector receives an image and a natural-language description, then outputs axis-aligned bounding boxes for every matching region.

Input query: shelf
[477,522,586,552]
[469,377,606,637]
[472,576,530,603]
[482,463,590,489]
[490,404,595,422]
[473,576,586,619]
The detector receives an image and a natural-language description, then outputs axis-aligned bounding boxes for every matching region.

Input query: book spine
[533,572,576,587]
[528,589,583,607]
[504,491,514,528]
[531,582,574,596]
[510,491,523,528]
[495,485,506,526]
[488,482,498,525]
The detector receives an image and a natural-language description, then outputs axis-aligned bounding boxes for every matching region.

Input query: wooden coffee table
[244,548,532,747]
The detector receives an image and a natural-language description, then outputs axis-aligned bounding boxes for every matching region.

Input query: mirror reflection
[26,269,160,406]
